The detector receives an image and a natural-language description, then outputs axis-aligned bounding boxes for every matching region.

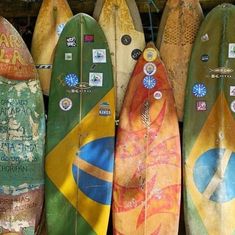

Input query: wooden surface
[1,0,235,17]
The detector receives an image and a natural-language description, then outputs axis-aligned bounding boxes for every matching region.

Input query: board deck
[183,4,235,235]
[31,0,73,95]
[45,13,115,235]
[93,0,145,118]
[0,17,45,235]
[157,0,203,121]
[113,42,181,235]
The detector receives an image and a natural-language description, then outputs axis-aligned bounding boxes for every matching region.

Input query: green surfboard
[184,4,235,235]
[45,13,115,235]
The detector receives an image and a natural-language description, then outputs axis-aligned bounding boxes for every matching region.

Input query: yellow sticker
[143,48,157,62]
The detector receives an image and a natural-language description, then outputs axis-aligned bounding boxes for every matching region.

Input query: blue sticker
[143,76,157,89]
[192,83,207,97]
[64,73,79,87]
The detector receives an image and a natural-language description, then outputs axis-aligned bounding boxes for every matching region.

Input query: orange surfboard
[112,42,181,235]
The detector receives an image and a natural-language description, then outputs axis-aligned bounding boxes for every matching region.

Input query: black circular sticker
[201,54,209,62]
[131,49,142,60]
[121,35,132,45]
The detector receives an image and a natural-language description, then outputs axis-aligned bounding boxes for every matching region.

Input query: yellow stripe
[46,88,115,235]
[73,157,113,183]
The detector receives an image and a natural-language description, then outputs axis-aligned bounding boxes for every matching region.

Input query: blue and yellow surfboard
[45,13,115,235]
[184,4,235,235]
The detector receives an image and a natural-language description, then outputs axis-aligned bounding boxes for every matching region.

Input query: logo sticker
[93,49,106,63]
[196,101,207,111]
[131,49,142,60]
[66,37,77,47]
[84,34,94,42]
[230,86,235,96]
[192,83,207,98]
[99,102,111,116]
[89,73,103,87]
[201,54,209,62]
[64,73,79,87]
[143,48,157,62]
[65,53,72,61]
[121,35,132,45]
[59,98,72,111]
[231,100,235,112]
[201,34,209,42]
[153,91,162,100]
[144,63,157,76]
[57,23,65,36]
[229,43,235,58]
[143,76,157,89]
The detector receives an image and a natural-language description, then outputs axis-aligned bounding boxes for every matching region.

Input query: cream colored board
[93,0,145,118]
[31,0,73,95]
[157,0,203,121]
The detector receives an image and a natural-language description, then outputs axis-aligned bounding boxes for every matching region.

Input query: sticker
[66,37,77,47]
[143,48,157,62]
[153,91,162,100]
[201,54,209,62]
[36,64,52,69]
[143,76,157,89]
[84,34,94,42]
[57,23,65,36]
[89,73,103,87]
[131,49,142,60]
[59,98,72,111]
[121,35,132,45]
[64,73,79,87]
[93,49,106,63]
[201,33,209,42]
[65,53,72,61]
[229,43,235,58]
[99,102,111,116]
[231,100,235,112]
[230,86,235,96]
[196,101,207,111]
[144,63,157,76]
[192,83,207,98]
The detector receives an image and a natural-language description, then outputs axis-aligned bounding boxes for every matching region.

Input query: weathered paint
[184,4,235,235]
[113,42,181,235]
[45,13,115,235]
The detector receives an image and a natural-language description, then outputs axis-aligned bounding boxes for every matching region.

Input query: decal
[143,48,157,62]
[66,37,77,47]
[59,98,72,111]
[89,73,103,87]
[192,83,207,98]
[84,34,94,42]
[196,101,207,111]
[92,49,106,63]
[201,33,209,42]
[131,49,142,60]
[228,43,235,58]
[143,63,157,76]
[35,64,52,69]
[153,91,162,100]
[209,67,233,79]
[65,53,72,61]
[231,100,235,113]
[201,54,209,62]
[56,23,65,36]
[64,73,79,87]
[230,86,235,96]
[99,102,111,116]
[143,76,157,89]
[121,35,132,45]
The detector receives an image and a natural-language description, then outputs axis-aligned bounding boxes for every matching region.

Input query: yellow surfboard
[93,0,145,118]
[31,0,73,95]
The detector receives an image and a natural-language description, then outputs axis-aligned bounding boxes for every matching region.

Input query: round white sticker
[59,98,72,111]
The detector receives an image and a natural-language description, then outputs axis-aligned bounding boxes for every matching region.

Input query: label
[143,48,157,62]
[196,101,207,111]
[89,73,103,87]
[66,37,77,47]
[153,91,162,100]
[230,86,235,96]
[65,53,72,61]
[121,35,132,45]
[228,43,235,58]
[143,76,157,89]
[92,49,106,63]
[143,63,157,76]
[192,83,207,98]
[59,98,72,111]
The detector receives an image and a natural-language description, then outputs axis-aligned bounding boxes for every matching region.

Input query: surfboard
[183,3,235,235]
[45,13,115,235]
[156,0,203,121]
[0,17,45,235]
[93,0,145,118]
[113,42,181,235]
[31,0,73,95]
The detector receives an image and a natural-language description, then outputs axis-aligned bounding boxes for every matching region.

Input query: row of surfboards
[1,0,235,235]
